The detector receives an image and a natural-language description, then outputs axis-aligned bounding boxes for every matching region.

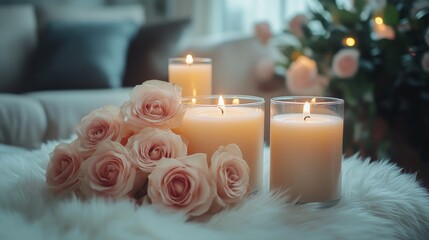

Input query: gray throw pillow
[29,21,138,91]
[123,18,191,86]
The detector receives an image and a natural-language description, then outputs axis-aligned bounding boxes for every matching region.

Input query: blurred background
[148,0,429,190]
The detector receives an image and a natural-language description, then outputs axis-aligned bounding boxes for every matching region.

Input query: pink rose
[126,127,187,173]
[332,48,360,79]
[210,144,250,207]
[288,14,309,38]
[373,23,395,40]
[254,21,272,45]
[46,141,81,193]
[80,141,136,199]
[117,121,137,146]
[120,80,184,131]
[286,56,324,95]
[147,154,216,217]
[422,52,429,73]
[75,105,122,159]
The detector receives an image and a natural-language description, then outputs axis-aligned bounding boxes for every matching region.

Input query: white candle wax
[270,113,343,202]
[176,106,264,190]
[169,57,212,97]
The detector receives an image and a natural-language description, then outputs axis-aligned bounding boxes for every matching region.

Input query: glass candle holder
[175,95,265,191]
[168,55,212,97]
[270,96,344,207]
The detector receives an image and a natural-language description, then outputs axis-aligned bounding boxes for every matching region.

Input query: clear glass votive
[174,95,265,192]
[168,56,212,97]
[270,96,344,207]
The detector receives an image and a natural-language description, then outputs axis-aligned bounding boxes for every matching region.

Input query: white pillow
[0,94,47,149]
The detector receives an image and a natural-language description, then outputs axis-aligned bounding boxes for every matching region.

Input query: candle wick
[304,116,310,121]
[217,106,224,115]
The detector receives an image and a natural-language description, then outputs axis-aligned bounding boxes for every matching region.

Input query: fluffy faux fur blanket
[0,141,428,240]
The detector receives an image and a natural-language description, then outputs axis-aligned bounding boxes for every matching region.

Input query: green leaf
[319,0,337,12]
[311,11,330,30]
[383,4,399,27]
[334,8,360,27]
[354,0,366,13]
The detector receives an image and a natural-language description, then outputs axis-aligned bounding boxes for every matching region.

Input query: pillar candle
[169,55,212,97]
[175,95,265,191]
[270,97,344,204]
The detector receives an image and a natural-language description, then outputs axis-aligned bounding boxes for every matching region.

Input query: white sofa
[0,4,287,150]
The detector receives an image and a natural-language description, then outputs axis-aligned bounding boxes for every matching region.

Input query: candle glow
[303,101,310,120]
[344,37,356,47]
[218,96,226,115]
[233,98,240,104]
[374,17,383,25]
[186,54,193,65]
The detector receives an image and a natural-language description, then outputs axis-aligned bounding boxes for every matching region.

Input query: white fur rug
[0,141,428,240]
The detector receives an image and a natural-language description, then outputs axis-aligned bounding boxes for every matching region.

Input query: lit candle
[270,97,344,205]
[168,55,212,97]
[175,95,265,191]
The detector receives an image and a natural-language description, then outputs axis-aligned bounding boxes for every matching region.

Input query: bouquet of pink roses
[45,80,250,217]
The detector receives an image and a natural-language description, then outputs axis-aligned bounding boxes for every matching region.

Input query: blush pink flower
[332,48,360,79]
[288,14,309,38]
[373,24,395,40]
[147,154,216,217]
[286,56,324,95]
[75,105,122,159]
[80,141,136,199]
[126,127,187,173]
[46,141,81,193]
[120,80,184,131]
[422,52,429,73]
[210,144,250,207]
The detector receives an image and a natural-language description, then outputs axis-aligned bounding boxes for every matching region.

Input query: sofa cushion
[37,4,145,27]
[27,88,131,141]
[0,94,47,149]
[123,18,191,86]
[0,4,37,93]
[28,21,138,91]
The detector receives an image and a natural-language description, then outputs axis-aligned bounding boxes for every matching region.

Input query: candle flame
[191,98,196,104]
[374,17,383,25]
[303,101,310,120]
[186,54,193,65]
[232,98,240,104]
[311,98,316,103]
[344,37,355,47]
[218,96,226,115]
